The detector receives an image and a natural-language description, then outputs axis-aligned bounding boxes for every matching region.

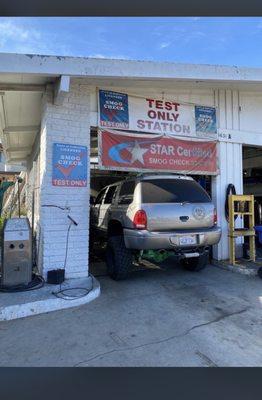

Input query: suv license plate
[179,236,197,245]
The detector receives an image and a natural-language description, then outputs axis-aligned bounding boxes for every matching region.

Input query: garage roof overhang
[2,52,262,164]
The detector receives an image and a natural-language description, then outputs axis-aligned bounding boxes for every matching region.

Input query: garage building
[0,53,261,280]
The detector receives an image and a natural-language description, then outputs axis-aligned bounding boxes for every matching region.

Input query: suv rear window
[141,179,211,203]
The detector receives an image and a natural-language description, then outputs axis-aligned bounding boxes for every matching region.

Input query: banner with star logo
[98,129,218,175]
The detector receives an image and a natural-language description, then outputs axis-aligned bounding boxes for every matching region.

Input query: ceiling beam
[4,125,39,134]
[0,84,45,92]
[6,146,32,153]
[54,75,70,106]
[8,156,28,162]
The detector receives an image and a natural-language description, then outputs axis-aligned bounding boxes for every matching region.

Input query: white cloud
[0,20,40,47]
[0,19,72,56]
[87,53,106,58]
[87,53,130,60]
[159,42,171,49]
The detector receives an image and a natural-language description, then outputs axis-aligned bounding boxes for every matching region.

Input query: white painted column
[212,141,243,260]
[38,83,91,279]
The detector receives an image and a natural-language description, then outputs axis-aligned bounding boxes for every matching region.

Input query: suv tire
[106,235,133,280]
[181,250,209,272]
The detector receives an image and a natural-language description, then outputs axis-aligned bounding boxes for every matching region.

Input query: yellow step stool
[228,194,256,265]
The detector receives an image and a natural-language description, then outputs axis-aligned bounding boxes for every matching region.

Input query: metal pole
[17,179,21,218]
[31,186,35,267]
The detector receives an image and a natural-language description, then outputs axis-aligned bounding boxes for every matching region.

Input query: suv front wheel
[106,235,133,280]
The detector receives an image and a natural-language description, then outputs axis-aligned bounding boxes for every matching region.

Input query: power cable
[41,204,94,300]
[52,220,94,300]
[52,275,94,300]
[0,273,45,293]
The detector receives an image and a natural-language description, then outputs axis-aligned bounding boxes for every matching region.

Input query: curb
[212,260,259,277]
[0,275,100,321]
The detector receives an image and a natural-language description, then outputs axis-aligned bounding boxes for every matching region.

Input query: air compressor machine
[1,217,32,287]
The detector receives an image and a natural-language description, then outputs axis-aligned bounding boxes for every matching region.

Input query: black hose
[225,183,237,222]
[0,273,45,293]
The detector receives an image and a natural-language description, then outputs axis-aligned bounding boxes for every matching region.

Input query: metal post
[17,179,21,218]
[31,186,35,268]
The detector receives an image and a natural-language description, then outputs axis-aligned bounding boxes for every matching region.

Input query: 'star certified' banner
[98,89,217,139]
[52,143,87,187]
[98,129,218,175]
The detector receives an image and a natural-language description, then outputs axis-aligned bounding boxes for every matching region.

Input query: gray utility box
[1,217,32,287]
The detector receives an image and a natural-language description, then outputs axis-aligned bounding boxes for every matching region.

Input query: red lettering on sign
[148,110,157,119]
[165,101,172,110]
[146,98,154,108]
[137,120,145,129]
[172,102,180,111]
[155,100,163,109]
[145,98,180,111]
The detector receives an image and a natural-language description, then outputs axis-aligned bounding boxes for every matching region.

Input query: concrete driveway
[0,262,261,366]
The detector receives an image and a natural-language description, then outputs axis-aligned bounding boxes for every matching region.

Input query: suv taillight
[213,208,217,225]
[133,210,147,229]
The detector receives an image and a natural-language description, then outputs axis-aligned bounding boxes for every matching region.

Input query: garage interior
[243,145,262,258]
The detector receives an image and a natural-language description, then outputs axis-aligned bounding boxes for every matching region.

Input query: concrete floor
[0,261,261,367]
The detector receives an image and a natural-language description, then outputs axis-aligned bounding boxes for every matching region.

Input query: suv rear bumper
[123,226,221,250]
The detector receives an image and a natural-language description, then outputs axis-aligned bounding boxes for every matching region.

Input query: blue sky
[0,17,262,67]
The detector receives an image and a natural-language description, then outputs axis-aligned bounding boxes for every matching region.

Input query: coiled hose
[225,183,237,222]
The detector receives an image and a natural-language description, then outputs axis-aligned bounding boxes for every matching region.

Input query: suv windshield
[141,179,211,203]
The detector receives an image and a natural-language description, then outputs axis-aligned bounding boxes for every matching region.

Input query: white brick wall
[38,83,91,279]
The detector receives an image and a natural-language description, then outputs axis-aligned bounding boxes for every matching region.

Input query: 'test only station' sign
[98,89,217,139]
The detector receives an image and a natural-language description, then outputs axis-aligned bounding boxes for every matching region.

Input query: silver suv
[92,174,221,280]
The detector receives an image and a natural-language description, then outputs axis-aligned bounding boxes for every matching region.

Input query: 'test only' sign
[52,143,87,187]
[98,89,217,139]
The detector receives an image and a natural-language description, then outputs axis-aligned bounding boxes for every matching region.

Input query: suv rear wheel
[106,235,133,280]
[181,250,209,272]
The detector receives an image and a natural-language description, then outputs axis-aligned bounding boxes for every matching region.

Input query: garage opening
[89,127,215,278]
[243,145,262,259]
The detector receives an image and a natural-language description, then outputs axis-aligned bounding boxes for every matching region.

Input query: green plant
[0,216,7,247]
[0,216,6,232]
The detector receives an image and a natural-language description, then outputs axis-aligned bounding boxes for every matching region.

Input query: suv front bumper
[123,226,221,250]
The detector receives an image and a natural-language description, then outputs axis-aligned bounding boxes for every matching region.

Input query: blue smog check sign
[52,143,87,187]
[99,90,129,129]
[195,106,217,135]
